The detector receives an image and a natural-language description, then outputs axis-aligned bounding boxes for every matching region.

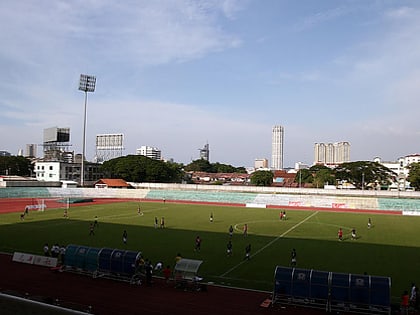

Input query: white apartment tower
[314,142,350,165]
[136,146,162,160]
[271,125,284,170]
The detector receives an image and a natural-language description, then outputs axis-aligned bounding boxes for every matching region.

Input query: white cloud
[293,5,352,32]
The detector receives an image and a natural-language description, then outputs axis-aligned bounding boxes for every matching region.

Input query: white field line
[220,211,319,278]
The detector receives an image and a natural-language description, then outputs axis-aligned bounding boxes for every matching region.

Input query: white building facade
[271,125,284,170]
[136,146,162,160]
[374,154,420,190]
[255,158,269,169]
[314,142,350,166]
[34,161,102,185]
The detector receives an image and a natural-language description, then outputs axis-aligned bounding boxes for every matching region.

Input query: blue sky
[1,0,420,168]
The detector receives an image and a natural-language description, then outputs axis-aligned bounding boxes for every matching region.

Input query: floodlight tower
[78,74,96,187]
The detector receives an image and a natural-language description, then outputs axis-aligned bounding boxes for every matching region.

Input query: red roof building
[94,178,131,189]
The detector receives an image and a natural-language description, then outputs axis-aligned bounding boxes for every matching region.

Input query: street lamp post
[299,170,302,188]
[362,172,365,191]
[78,74,96,187]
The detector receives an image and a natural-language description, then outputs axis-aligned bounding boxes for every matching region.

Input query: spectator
[145,259,153,286]
[410,283,417,307]
[59,245,66,264]
[163,265,171,283]
[291,248,297,266]
[175,253,182,264]
[43,243,50,257]
[401,290,409,315]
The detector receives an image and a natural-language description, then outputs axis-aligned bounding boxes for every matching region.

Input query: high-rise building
[271,125,284,170]
[314,142,350,165]
[26,144,37,158]
[254,158,269,169]
[199,143,209,161]
[136,146,162,160]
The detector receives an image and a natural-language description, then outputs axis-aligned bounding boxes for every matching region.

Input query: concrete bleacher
[1,184,420,213]
[0,187,52,199]
[145,189,258,204]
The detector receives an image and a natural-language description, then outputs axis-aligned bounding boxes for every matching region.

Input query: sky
[1,0,420,168]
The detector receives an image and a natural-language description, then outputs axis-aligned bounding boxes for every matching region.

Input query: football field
[1,200,419,304]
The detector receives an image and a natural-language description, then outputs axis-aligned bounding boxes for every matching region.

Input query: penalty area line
[220,211,319,278]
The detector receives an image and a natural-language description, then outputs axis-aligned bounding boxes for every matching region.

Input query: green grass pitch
[1,200,419,304]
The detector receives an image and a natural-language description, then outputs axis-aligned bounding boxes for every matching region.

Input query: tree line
[2,155,420,190]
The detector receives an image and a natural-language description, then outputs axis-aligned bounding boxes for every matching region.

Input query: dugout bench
[174,258,206,292]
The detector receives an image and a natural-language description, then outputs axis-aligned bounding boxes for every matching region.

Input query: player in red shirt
[338,228,343,241]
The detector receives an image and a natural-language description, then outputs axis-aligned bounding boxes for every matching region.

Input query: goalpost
[29,197,70,212]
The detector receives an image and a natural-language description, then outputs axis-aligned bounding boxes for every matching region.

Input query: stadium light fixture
[78,74,96,187]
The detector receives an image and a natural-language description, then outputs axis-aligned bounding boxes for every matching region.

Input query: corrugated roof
[95,178,130,187]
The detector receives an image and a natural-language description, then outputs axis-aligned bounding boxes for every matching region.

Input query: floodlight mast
[78,74,96,187]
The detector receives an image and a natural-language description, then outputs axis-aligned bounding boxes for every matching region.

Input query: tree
[313,168,335,188]
[295,169,313,185]
[335,161,396,189]
[407,162,420,190]
[184,159,213,172]
[184,159,246,173]
[212,162,246,173]
[250,170,273,186]
[101,155,184,183]
[0,156,33,176]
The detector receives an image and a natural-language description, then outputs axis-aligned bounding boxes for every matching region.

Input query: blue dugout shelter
[273,266,391,314]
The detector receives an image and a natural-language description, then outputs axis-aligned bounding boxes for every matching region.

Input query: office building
[255,158,269,169]
[199,143,209,161]
[26,144,37,158]
[136,146,162,160]
[271,125,284,170]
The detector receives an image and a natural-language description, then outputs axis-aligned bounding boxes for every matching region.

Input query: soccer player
[338,228,343,241]
[291,248,297,266]
[351,228,356,240]
[123,230,128,244]
[227,240,233,256]
[368,218,372,229]
[210,213,213,223]
[229,225,234,238]
[243,223,248,237]
[89,223,95,236]
[195,235,201,252]
[244,244,251,260]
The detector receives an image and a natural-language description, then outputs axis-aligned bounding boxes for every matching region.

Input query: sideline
[220,211,319,278]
